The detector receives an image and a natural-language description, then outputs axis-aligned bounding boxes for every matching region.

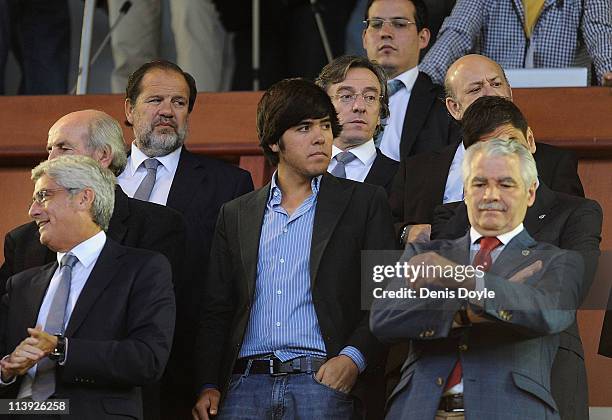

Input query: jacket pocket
[512,371,558,412]
[102,397,140,419]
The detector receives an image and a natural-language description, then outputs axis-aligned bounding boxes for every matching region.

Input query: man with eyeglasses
[316,55,398,195]
[362,0,460,162]
[0,155,175,419]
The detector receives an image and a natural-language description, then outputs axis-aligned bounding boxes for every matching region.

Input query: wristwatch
[49,334,66,363]
[399,224,410,245]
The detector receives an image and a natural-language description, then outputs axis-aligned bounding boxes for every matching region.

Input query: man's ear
[526,181,537,207]
[125,98,134,125]
[94,145,114,169]
[77,188,96,210]
[417,28,431,50]
[526,127,537,154]
[445,97,462,120]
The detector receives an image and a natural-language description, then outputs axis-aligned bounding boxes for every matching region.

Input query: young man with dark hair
[193,78,395,420]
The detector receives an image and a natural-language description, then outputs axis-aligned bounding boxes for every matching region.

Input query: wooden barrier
[0,87,611,406]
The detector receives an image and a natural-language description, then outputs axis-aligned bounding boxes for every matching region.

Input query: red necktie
[444,236,502,391]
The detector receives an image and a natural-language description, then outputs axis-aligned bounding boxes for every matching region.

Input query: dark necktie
[133,158,160,201]
[445,237,502,391]
[330,151,357,179]
[31,254,78,401]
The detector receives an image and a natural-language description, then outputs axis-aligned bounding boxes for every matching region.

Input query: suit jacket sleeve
[343,187,397,364]
[58,253,175,387]
[370,243,461,343]
[194,204,236,388]
[557,198,602,303]
[478,250,582,336]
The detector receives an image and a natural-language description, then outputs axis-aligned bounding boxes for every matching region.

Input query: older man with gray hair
[0,110,186,295]
[0,156,175,419]
[372,139,583,419]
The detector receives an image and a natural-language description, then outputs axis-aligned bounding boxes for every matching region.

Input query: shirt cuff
[339,346,366,373]
[0,355,17,386]
[197,383,218,397]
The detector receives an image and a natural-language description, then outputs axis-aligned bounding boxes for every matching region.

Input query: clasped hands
[192,355,358,420]
[0,325,57,382]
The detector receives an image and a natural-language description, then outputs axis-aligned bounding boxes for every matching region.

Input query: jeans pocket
[310,373,352,399]
[227,373,244,392]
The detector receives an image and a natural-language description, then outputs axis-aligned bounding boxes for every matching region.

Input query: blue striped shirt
[239,174,366,372]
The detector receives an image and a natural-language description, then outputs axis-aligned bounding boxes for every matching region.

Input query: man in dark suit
[117,60,254,418]
[0,156,175,419]
[371,139,583,419]
[192,79,396,420]
[0,110,186,294]
[390,57,584,245]
[316,55,398,194]
[362,0,460,162]
[429,96,602,420]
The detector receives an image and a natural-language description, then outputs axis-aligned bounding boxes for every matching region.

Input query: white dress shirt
[328,140,377,182]
[117,143,182,205]
[379,66,420,162]
[443,142,466,204]
[16,231,107,398]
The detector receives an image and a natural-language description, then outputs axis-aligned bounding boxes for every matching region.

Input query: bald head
[444,54,512,121]
[47,110,127,175]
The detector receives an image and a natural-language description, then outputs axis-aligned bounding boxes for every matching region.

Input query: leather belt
[438,394,464,412]
[233,356,327,375]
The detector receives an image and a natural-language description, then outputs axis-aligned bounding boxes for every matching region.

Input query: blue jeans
[218,372,362,419]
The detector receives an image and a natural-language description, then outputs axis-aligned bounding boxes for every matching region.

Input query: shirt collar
[391,66,419,93]
[127,142,182,176]
[268,171,322,205]
[331,140,377,165]
[470,223,524,247]
[57,230,107,269]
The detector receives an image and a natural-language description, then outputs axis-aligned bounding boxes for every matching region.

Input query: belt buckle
[269,358,288,376]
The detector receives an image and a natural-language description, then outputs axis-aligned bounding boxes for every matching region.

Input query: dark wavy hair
[257,78,342,166]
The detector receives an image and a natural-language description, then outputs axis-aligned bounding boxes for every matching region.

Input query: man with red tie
[370,138,583,419]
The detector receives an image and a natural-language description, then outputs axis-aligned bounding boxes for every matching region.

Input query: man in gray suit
[370,139,583,419]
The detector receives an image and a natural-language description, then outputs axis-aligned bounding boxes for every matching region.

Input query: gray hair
[32,155,116,231]
[85,111,127,175]
[462,138,538,190]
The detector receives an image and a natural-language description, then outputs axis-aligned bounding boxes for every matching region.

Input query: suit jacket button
[436,377,444,386]
[459,344,468,351]
[419,332,425,338]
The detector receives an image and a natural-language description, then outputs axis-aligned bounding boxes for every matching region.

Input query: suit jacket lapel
[64,240,124,336]
[364,149,397,190]
[166,148,208,213]
[445,232,470,266]
[106,185,129,244]
[491,230,537,278]
[524,181,556,236]
[310,174,353,287]
[400,72,437,157]
[239,186,269,300]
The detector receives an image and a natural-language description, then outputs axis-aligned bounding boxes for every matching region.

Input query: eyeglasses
[363,18,416,30]
[31,188,79,205]
[332,92,382,106]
